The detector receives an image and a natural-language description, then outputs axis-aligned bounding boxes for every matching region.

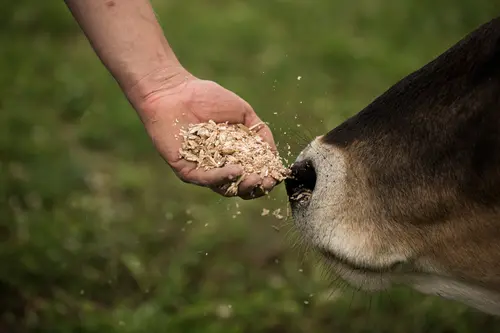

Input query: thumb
[242,102,277,152]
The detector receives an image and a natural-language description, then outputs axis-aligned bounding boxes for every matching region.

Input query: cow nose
[285,159,317,204]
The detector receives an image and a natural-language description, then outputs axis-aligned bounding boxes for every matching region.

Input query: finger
[240,177,276,200]
[261,177,277,194]
[240,185,266,200]
[177,163,243,187]
[255,124,277,152]
[210,183,239,197]
[237,173,262,198]
[241,103,277,152]
[210,173,264,199]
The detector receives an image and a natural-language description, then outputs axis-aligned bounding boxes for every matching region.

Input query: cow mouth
[317,248,405,274]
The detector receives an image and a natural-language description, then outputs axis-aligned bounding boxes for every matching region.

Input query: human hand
[129,68,279,199]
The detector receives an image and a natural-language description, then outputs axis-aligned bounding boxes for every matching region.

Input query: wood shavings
[290,190,312,203]
[179,120,291,195]
[272,208,284,220]
[261,208,270,216]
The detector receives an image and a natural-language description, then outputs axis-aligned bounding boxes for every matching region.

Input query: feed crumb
[290,190,312,203]
[261,208,270,216]
[272,208,284,220]
[179,120,291,195]
[215,304,233,319]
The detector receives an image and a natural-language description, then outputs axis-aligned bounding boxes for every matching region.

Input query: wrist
[125,64,194,109]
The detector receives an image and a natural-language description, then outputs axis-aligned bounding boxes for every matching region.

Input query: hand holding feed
[132,70,281,199]
[64,0,283,199]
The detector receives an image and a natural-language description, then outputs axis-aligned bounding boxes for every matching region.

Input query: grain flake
[272,208,284,220]
[179,120,291,195]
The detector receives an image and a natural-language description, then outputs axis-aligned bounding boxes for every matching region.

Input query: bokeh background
[1,1,500,332]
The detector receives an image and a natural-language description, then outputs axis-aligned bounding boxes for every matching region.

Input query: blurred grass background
[1,0,500,332]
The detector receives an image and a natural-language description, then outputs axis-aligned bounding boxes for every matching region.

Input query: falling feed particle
[178,120,291,196]
[272,208,284,220]
[261,208,270,216]
[290,190,312,203]
[297,76,302,80]
[215,304,233,319]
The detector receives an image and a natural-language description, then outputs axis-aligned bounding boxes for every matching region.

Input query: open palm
[136,77,278,199]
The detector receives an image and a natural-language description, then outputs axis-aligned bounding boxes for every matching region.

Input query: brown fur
[286,17,500,313]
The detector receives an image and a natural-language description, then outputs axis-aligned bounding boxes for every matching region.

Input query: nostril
[285,159,317,203]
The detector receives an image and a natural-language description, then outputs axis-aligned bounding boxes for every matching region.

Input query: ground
[1,1,500,332]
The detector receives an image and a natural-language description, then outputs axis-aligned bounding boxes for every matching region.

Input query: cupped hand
[130,69,278,199]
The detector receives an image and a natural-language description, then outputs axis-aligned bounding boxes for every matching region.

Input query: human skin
[64,0,278,199]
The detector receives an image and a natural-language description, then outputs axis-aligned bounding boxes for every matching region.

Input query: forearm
[64,0,184,103]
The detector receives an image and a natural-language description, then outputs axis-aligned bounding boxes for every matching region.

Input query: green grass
[1,1,500,332]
